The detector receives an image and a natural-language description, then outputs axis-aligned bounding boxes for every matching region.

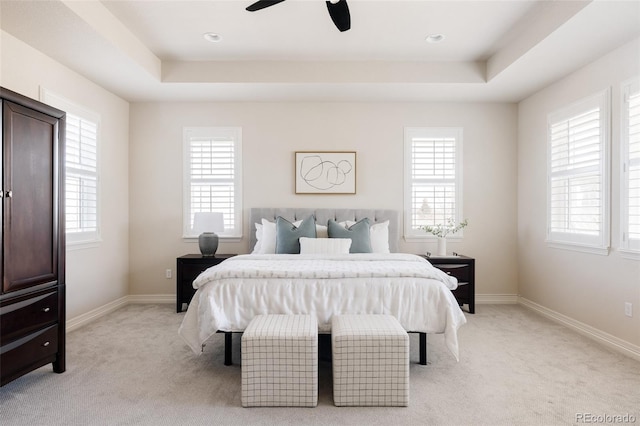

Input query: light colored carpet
[1,304,638,425]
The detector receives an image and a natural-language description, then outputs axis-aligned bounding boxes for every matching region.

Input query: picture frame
[295,151,356,194]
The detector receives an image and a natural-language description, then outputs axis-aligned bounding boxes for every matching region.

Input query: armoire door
[2,100,61,293]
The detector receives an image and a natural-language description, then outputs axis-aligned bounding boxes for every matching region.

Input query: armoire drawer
[1,324,59,379]
[0,290,59,340]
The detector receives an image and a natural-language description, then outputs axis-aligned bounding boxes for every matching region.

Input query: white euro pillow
[253,219,277,254]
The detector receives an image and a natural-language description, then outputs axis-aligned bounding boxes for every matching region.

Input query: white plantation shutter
[549,108,601,235]
[404,128,463,238]
[65,114,99,240]
[622,80,640,253]
[40,89,101,245]
[547,89,610,253]
[183,127,242,238]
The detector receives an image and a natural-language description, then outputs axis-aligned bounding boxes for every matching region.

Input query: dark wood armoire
[0,87,66,386]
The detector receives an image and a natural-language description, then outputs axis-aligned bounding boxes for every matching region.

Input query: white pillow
[299,237,351,254]
[345,220,390,253]
[369,220,390,253]
[253,219,277,254]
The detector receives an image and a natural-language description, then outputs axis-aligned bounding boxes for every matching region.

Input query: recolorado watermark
[576,413,637,424]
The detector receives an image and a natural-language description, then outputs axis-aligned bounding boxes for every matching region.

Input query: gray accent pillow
[327,218,372,253]
[275,215,317,254]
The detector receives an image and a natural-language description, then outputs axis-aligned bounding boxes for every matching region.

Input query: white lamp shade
[193,212,225,234]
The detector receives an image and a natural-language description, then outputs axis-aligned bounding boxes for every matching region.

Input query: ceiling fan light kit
[246,0,351,32]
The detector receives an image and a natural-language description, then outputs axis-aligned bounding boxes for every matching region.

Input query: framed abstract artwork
[295,151,356,194]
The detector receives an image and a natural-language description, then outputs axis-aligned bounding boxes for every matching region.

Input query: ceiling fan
[246,0,351,32]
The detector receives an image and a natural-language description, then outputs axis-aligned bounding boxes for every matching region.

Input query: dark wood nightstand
[176,254,235,313]
[422,253,475,314]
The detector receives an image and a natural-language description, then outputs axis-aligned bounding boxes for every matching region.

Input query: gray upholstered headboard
[249,208,399,253]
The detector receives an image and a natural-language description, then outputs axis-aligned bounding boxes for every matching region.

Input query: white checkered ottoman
[241,314,318,407]
[331,314,409,407]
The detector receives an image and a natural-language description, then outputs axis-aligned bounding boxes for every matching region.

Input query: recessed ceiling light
[203,32,222,43]
[425,34,445,44]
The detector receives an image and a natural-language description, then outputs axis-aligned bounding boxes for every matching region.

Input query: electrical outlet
[165,269,172,279]
[624,302,633,318]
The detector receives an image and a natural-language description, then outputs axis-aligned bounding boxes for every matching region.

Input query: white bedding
[178,253,467,360]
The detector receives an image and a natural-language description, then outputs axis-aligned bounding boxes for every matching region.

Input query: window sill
[546,241,609,256]
[618,248,640,260]
[66,239,102,251]
[404,235,463,243]
[183,235,242,243]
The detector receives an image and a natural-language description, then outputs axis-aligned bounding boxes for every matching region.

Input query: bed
[178,208,467,365]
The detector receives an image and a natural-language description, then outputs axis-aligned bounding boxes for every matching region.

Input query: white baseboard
[66,294,174,332]
[66,296,129,333]
[519,296,640,362]
[126,294,174,304]
[476,294,518,304]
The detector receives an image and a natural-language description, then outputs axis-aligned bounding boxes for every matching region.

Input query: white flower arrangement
[421,218,468,238]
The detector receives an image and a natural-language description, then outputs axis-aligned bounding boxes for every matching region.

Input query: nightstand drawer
[423,254,475,314]
[176,254,236,313]
[180,263,214,283]
[432,264,470,283]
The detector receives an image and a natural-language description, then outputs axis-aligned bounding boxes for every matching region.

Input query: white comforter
[179,253,467,360]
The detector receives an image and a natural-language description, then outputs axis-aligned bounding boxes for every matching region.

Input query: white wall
[129,101,518,298]
[518,38,640,347]
[3,15,636,355]
[0,31,130,320]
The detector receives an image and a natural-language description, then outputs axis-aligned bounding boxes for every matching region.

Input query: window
[547,89,610,254]
[183,127,242,238]
[40,89,100,246]
[404,127,463,239]
[621,79,640,255]
[65,114,99,243]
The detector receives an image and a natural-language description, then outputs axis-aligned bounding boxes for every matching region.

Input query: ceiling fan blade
[326,0,351,32]
[246,0,286,12]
